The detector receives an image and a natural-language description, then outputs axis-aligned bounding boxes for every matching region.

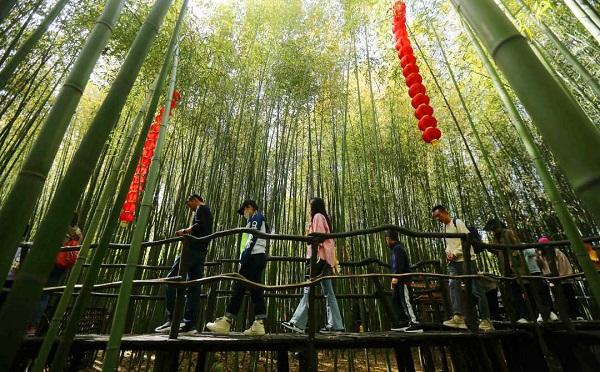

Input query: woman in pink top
[282,198,344,333]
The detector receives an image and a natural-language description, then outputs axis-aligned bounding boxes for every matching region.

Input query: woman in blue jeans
[282,198,344,333]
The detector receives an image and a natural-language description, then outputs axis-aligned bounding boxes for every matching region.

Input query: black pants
[524,275,554,318]
[501,281,528,319]
[226,253,266,319]
[561,283,582,319]
[165,247,207,323]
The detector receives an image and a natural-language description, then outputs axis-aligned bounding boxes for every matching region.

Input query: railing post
[306,238,319,372]
[461,237,478,331]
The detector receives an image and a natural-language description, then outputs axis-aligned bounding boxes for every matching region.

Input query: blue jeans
[290,276,344,331]
[32,267,65,326]
[165,247,207,324]
[448,261,490,319]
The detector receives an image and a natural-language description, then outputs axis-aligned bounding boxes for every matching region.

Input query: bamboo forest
[2,0,600,370]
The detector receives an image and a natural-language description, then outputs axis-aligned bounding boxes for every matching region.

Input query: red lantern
[400,45,413,58]
[422,126,442,143]
[408,83,426,98]
[172,90,181,101]
[411,93,429,109]
[402,64,419,78]
[147,132,158,141]
[143,148,154,158]
[418,115,437,131]
[126,192,138,203]
[415,103,433,119]
[400,54,416,69]
[150,123,161,133]
[123,202,136,213]
[395,40,403,52]
[405,72,422,87]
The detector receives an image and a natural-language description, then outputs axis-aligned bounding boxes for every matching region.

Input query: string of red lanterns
[119,90,181,226]
[392,1,442,144]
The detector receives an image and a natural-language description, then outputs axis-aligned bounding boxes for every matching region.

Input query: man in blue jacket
[386,230,423,333]
[206,199,268,336]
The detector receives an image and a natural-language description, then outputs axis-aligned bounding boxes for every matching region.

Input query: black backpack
[452,218,484,254]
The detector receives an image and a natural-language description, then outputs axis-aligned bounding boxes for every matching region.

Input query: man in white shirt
[432,205,493,331]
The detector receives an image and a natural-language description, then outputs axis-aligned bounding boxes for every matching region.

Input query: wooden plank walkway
[20,330,526,352]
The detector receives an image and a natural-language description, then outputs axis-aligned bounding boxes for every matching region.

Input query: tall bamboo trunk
[0,0,126,286]
[0,0,173,368]
[563,0,600,44]
[0,0,71,89]
[102,3,186,369]
[451,0,600,309]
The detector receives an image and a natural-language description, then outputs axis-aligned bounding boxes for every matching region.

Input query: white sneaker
[516,318,529,324]
[479,319,494,332]
[206,316,232,334]
[549,312,559,321]
[536,314,543,323]
[243,320,265,336]
[576,316,585,321]
[154,321,185,333]
[443,315,467,329]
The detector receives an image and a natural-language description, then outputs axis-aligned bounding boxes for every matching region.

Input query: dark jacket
[389,241,410,274]
[190,204,213,249]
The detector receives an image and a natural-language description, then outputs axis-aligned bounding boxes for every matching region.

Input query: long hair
[310,197,332,231]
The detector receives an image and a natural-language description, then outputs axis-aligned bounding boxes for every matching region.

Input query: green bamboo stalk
[30,77,159,372]
[452,1,600,309]
[0,0,18,23]
[0,0,126,286]
[102,6,186,371]
[0,0,71,90]
[431,27,513,225]
[0,0,173,368]
[450,0,600,225]
[513,0,600,98]
[563,0,600,44]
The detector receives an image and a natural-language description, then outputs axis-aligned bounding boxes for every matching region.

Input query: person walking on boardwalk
[282,197,344,333]
[386,230,423,333]
[432,205,494,331]
[537,236,583,320]
[206,199,268,336]
[155,194,213,334]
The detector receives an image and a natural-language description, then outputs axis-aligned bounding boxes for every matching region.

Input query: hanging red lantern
[400,54,416,68]
[408,83,426,98]
[172,90,181,102]
[418,115,437,131]
[402,64,419,78]
[405,72,422,87]
[422,126,442,143]
[399,45,413,58]
[123,202,136,213]
[415,104,433,119]
[411,93,429,109]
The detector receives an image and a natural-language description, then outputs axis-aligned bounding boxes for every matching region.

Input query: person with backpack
[29,223,82,335]
[431,205,494,331]
[206,199,268,336]
[155,194,213,334]
[385,230,423,333]
[282,197,344,334]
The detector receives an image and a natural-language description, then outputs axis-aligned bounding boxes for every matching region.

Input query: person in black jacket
[386,230,423,333]
[155,194,213,334]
